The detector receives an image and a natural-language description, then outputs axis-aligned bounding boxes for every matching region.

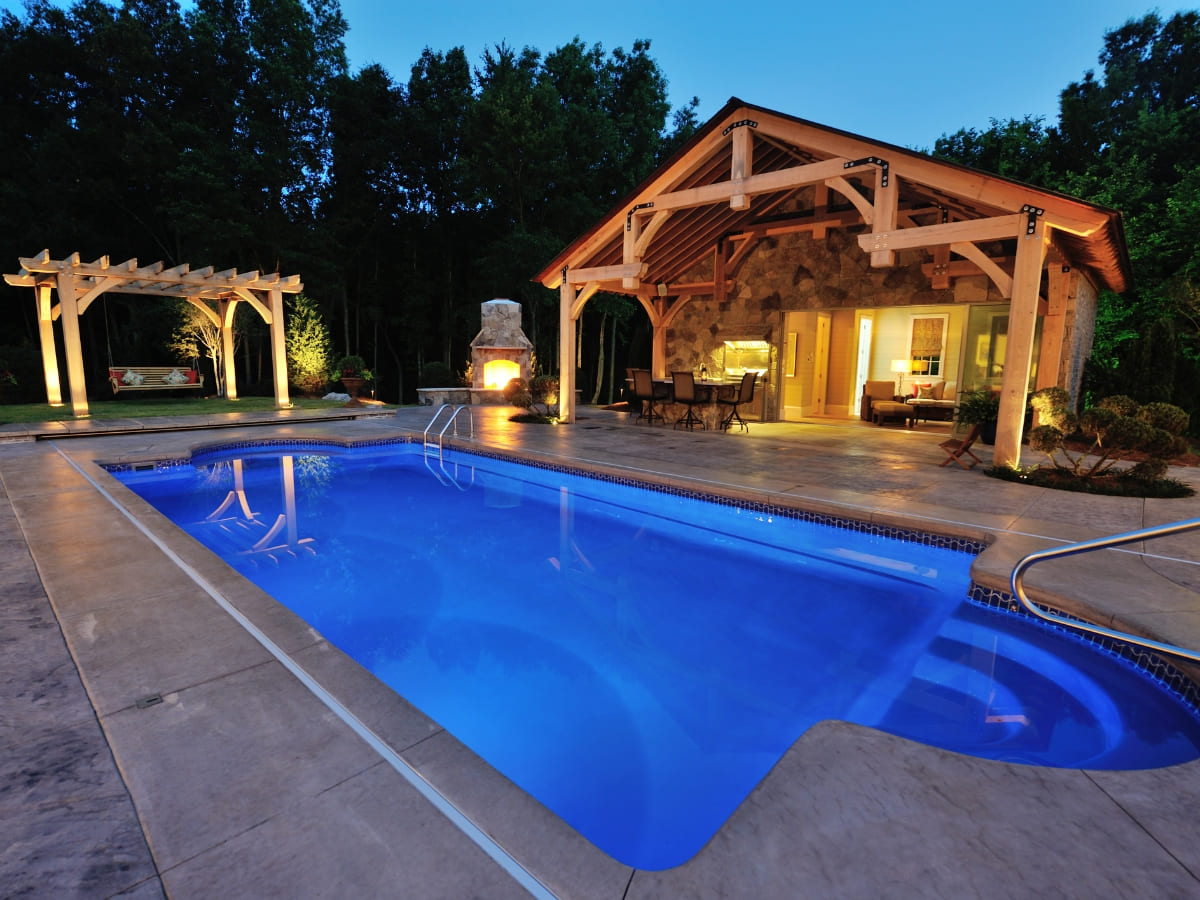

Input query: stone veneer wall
[1062,272,1097,409]
[664,227,1010,421]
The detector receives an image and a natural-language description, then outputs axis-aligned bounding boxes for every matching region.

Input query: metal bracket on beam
[721,119,758,136]
[844,156,889,188]
[626,202,654,231]
[1021,203,1044,235]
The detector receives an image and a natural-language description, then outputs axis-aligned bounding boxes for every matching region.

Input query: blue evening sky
[339,0,1191,149]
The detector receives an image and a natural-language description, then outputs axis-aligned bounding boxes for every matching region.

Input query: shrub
[420,360,457,387]
[1024,389,1190,493]
[504,374,559,422]
[502,377,532,408]
[285,294,333,396]
[954,389,1001,426]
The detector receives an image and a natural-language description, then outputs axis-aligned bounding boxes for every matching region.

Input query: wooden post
[218,297,239,400]
[1035,264,1070,391]
[870,167,898,268]
[652,297,667,379]
[993,217,1049,467]
[55,271,90,417]
[559,276,575,423]
[714,241,727,304]
[730,124,752,210]
[36,284,63,406]
[267,287,291,409]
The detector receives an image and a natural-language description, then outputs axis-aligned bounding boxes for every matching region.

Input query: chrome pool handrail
[423,404,474,461]
[1010,517,1200,663]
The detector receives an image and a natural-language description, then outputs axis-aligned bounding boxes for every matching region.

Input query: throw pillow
[121,369,144,386]
[163,368,188,385]
[917,386,935,400]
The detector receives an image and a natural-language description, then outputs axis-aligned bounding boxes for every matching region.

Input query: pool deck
[3,403,1199,898]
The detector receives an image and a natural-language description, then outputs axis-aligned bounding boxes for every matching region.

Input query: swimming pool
[113,441,1200,870]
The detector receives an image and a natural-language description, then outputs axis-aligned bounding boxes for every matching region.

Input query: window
[909,315,947,378]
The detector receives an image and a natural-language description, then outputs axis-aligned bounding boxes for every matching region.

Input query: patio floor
[3,403,1199,898]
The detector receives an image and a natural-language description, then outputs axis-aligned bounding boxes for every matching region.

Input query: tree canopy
[933,10,1200,426]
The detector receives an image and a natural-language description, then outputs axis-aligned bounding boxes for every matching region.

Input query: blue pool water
[113,442,1200,870]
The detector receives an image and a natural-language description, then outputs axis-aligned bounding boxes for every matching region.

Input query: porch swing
[103,296,205,395]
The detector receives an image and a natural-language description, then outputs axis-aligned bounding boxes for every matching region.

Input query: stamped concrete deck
[3,404,1199,898]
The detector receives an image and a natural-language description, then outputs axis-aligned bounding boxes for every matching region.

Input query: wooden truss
[3,250,303,417]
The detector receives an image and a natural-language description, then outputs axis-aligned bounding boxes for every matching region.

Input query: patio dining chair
[718,372,757,432]
[671,371,705,430]
[632,369,668,424]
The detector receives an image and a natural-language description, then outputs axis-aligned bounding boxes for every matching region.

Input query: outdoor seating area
[628,369,760,432]
[862,378,959,429]
[906,380,957,423]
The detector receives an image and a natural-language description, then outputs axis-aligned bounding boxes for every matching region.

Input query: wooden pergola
[3,250,303,417]
[537,98,1131,469]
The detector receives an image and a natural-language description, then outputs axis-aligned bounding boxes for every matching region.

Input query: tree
[168,302,233,396]
[932,116,1056,186]
[285,293,333,395]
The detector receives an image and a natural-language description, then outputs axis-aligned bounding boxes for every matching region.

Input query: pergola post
[36,284,63,406]
[218,297,239,400]
[267,286,291,409]
[993,217,1050,468]
[54,271,90,417]
[559,276,576,423]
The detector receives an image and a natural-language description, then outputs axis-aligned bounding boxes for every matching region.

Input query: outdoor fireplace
[470,299,533,398]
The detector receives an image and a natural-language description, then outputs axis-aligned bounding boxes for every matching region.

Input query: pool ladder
[423,404,474,490]
[1010,517,1200,663]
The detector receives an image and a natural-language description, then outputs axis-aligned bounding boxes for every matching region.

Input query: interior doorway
[853,314,873,413]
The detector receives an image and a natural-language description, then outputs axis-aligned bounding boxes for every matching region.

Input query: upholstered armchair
[860,380,897,421]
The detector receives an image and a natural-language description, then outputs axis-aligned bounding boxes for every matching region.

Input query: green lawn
[0,396,392,425]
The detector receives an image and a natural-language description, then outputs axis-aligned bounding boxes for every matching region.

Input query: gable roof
[535,97,1130,296]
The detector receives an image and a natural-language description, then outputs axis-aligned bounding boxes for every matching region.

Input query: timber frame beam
[3,250,303,417]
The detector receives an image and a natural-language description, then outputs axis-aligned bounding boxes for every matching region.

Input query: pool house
[538,98,1131,467]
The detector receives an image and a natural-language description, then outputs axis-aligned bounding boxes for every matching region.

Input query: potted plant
[332,355,372,400]
[954,389,1001,444]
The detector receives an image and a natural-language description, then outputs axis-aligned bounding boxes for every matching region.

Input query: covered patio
[538,98,1131,468]
[3,250,303,417]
